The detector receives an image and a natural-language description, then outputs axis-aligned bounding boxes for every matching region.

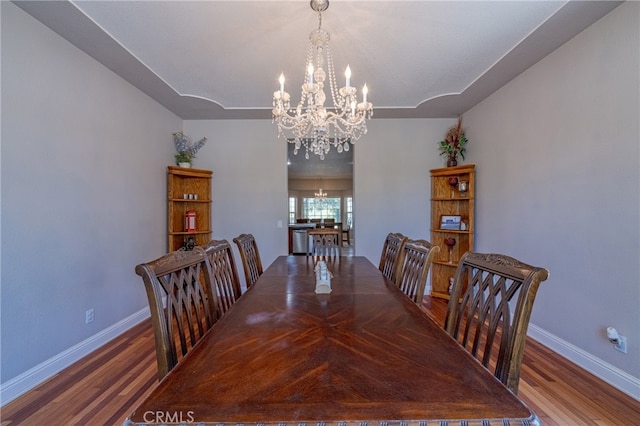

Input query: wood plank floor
[2,296,639,425]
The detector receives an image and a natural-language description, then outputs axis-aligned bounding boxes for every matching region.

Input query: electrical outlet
[614,335,627,354]
[85,308,95,324]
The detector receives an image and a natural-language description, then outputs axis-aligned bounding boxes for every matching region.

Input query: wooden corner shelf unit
[430,164,475,299]
[167,166,212,252]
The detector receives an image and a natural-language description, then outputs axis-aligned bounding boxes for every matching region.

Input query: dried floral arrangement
[439,116,468,166]
[173,131,207,164]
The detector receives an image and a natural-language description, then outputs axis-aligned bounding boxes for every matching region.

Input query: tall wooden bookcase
[167,166,212,252]
[430,164,475,299]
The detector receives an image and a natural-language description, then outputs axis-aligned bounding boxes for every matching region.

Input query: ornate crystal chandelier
[272,0,373,160]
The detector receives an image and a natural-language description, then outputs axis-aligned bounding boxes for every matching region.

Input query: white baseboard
[0,306,150,406]
[422,291,639,401]
[528,323,640,401]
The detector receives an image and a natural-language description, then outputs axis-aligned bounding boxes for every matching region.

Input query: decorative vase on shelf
[444,237,456,264]
[448,177,458,198]
[178,162,191,168]
[458,180,468,195]
[446,154,458,167]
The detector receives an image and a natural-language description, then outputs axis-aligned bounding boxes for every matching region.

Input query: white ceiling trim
[14,0,622,119]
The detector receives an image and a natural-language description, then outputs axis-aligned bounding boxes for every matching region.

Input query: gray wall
[354,119,451,262]
[182,119,288,285]
[464,1,639,381]
[183,118,451,271]
[1,0,638,404]
[1,2,181,383]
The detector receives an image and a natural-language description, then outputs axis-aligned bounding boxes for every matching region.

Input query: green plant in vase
[175,151,194,165]
[173,131,207,167]
[439,116,468,167]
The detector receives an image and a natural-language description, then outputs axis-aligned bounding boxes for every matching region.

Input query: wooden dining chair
[307,228,341,262]
[232,233,264,289]
[202,239,243,318]
[135,247,218,380]
[394,239,440,305]
[378,232,408,281]
[444,252,549,394]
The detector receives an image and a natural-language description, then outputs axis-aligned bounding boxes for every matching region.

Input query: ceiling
[14,1,621,179]
[16,0,621,121]
[287,142,353,180]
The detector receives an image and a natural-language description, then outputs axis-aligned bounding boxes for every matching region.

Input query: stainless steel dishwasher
[292,229,309,254]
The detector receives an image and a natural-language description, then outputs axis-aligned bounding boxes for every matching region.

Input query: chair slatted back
[232,233,264,289]
[308,229,341,262]
[202,239,242,317]
[394,239,440,305]
[135,247,217,380]
[444,252,549,394]
[378,233,408,281]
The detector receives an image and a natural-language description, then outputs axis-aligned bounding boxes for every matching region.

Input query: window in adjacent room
[289,197,297,224]
[345,196,353,227]
[302,197,340,221]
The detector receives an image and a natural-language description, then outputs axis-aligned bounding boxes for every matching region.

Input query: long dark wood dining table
[125,255,538,426]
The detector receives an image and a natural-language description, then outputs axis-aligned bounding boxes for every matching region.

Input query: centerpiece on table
[173,131,207,168]
[439,116,468,167]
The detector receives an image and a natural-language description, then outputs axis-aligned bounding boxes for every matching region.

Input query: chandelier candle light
[272,0,373,160]
[315,188,327,201]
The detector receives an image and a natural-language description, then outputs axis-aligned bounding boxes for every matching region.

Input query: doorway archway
[287,144,354,254]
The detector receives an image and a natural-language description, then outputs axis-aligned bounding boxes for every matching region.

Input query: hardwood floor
[2,296,639,425]
[421,297,640,425]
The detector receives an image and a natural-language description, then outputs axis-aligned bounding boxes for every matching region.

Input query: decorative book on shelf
[430,164,475,300]
[167,166,212,252]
